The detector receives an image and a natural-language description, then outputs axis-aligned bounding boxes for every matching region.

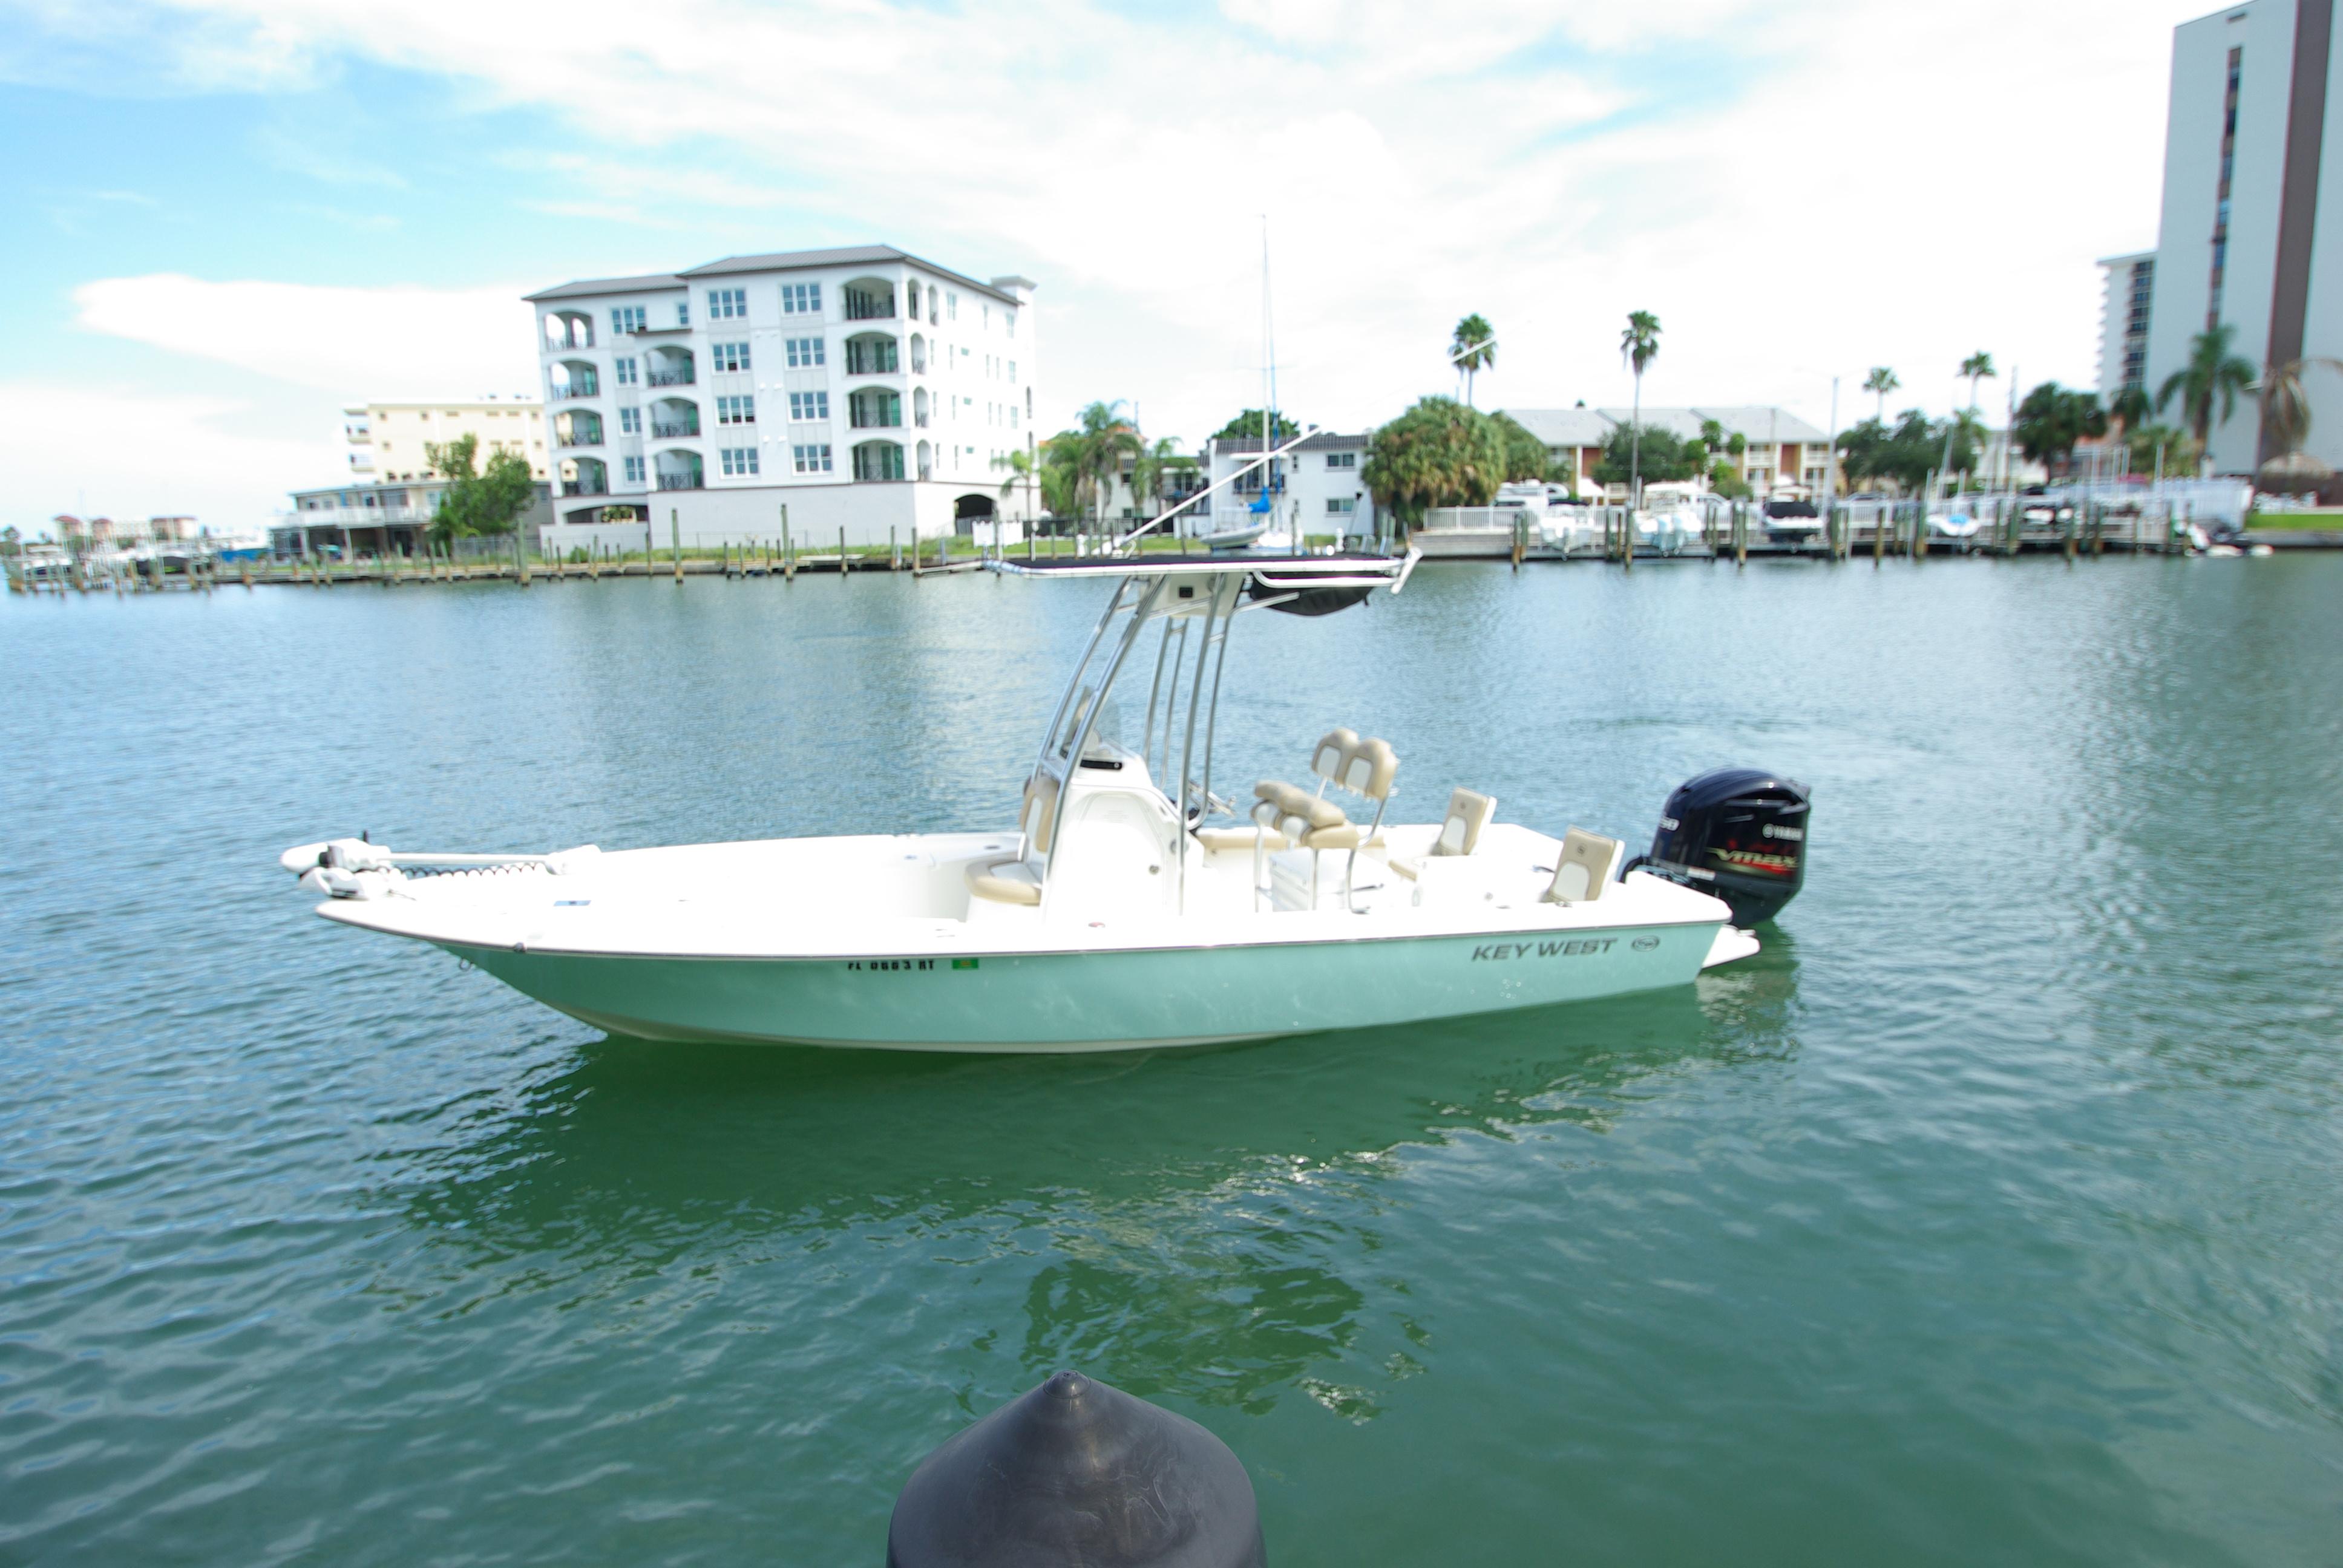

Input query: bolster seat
[966,858,1042,906]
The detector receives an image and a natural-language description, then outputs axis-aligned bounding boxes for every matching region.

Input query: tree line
[1026,314,2339,541]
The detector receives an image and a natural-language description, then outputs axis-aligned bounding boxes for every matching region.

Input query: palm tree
[1053,400,1144,537]
[1130,436,1199,531]
[1961,351,1995,416]
[2108,385,2152,434]
[2256,356,2343,457]
[1450,315,1496,407]
[1620,311,1662,506]
[2157,324,2257,454]
[1864,367,1900,421]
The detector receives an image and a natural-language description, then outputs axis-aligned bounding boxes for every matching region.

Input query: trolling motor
[1629,768,1810,926]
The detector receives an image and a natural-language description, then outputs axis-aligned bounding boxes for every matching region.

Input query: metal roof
[1501,405,1831,447]
[523,272,684,303]
[1498,408,1614,448]
[525,246,1031,307]
[677,245,1024,304]
[1210,431,1368,455]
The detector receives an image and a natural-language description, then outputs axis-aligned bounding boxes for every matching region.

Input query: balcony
[562,479,609,497]
[651,421,700,439]
[647,369,696,387]
[556,381,600,400]
[559,434,603,448]
[656,473,702,491]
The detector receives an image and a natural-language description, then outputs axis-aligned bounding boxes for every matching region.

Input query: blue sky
[1,0,2214,534]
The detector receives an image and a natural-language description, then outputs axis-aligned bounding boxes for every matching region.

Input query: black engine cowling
[1636,768,1809,926]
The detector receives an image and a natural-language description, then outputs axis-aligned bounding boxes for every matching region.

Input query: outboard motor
[1634,768,1809,925]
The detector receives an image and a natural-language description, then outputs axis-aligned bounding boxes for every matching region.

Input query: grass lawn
[2246,509,2343,530]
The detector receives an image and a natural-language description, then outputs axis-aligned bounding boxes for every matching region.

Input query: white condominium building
[524,244,1038,549]
[344,397,546,482]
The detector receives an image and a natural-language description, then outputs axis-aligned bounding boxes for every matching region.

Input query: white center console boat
[280,552,1809,1052]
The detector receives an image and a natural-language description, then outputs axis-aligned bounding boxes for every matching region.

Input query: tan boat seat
[1021,771,1061,856]
[1338,737,1398,802]
[1390,788,1495,880]
[966,858,1042,906]
[1544,828,1625,904]
[1312,728,1361,785]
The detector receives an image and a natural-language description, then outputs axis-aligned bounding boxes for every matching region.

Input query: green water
[2,556,2339,1563]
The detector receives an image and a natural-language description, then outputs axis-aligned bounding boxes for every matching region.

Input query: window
[623,455,646,484]
[785,336,825,368]
[708,287,746,319]
[612,305,646,334]
[713,341,750,372]
[717,394,756,425]
[1326,451,1357,469]
[619,407,641,435]
[1326,497,1357,515]
[946,290,960,320]
[793,443,833,474]
[720,446,759,476]
[782,283,822,315]
[1008,405,1018,431]
[614,356,638,385]
[788,390,830,421]
[1006,359,1016,382]
[677,300,690,326]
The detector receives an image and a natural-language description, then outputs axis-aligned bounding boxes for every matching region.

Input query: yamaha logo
[1761,823,1803,841]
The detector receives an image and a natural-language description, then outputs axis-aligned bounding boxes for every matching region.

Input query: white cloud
[73,273,540,397]
[22,0,2220,444]
[0,384,338,535]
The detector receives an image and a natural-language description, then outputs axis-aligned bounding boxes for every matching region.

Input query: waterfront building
[1501,407,1833,498]
[2097,252,2160,402]
[50,514,200,546]
[1199,432,1376,544]
[277,478,554,558]
[2118,0,2341,472]
[524,244,1038,552]
[344,398,547,482]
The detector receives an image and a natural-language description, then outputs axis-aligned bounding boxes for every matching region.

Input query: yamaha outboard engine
[1636,768,1809,925]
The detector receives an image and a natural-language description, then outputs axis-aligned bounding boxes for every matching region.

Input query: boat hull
[448,919,1721,1053]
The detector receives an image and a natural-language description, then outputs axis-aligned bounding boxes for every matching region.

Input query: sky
[0,0,2221,536]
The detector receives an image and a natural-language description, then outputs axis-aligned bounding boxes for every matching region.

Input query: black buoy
[886,1371,1266,1568]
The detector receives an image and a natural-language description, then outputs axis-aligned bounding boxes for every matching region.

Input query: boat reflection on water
[385,939,1801,1417]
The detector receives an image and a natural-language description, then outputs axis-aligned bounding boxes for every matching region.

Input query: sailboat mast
[1262,217,1283,547]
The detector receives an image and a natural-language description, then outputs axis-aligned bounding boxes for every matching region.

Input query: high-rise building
[524,245,1038,550]
[2126,0,2339,472]
[2096,252,2158,401]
